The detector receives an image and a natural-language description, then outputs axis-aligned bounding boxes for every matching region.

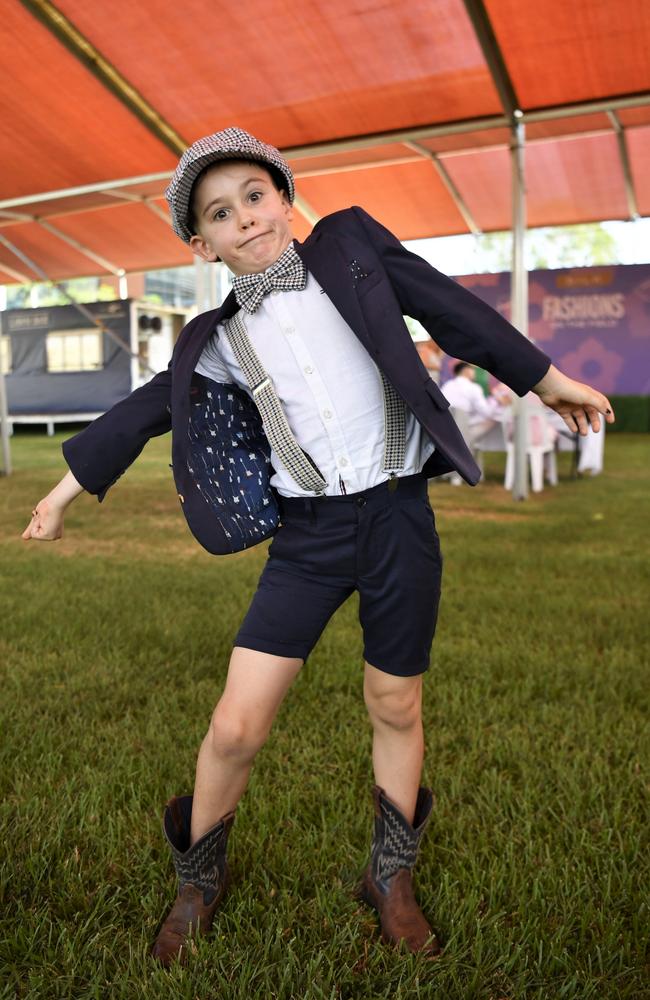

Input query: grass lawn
[1,432,648,999]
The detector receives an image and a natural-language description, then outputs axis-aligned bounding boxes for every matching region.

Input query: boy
[23,127,614,966]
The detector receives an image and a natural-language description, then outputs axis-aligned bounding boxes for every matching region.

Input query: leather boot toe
[152,881,227,966]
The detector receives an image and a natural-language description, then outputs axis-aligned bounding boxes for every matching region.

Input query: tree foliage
[477,223,619,273]
[6,277,117,310]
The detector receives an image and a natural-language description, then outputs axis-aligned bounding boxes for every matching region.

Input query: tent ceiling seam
[0,260,33,284]
[0,210,123,274]
[18,0,188,157]
[99,189,172,226]
[0,233,48,282]
[460,0,521,118]
[524,92,650,123]
[37,220,124,275]
[0,233,155,373]
[0,198,168,229]
[283,94,650,160]
[404,142,481,235]
[3,92,649,213]
[607,112,640,220]
[0,173,174,212]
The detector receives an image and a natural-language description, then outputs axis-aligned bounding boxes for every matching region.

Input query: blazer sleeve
[351,206,551,397]
[62,366,172,500]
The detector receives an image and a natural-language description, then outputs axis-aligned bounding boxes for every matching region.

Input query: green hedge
[607,396,650,433]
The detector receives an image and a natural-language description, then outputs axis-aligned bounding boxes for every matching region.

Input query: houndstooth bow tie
[232,243,307,314]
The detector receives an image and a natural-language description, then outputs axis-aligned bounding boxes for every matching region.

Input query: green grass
[1,432,648,999]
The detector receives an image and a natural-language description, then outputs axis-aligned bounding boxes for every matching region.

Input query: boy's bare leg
[153,647,301,965]
[360,662,440,956]
[190,646,303,842]
[363,663,424,823]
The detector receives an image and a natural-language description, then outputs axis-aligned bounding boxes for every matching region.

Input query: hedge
[607,396,650,433]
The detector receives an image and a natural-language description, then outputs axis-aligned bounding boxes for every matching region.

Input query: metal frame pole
[194,257,206,312]
[511,120,528,500]
[0,285,12,476]
[0,234,156,376]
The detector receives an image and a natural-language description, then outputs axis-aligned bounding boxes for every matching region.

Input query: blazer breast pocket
[349,257,383,297]
[355,272,383,298]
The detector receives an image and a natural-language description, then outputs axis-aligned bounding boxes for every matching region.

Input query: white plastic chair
[577,421,606,475]
[448,406,483,484]
[503,409,557,492]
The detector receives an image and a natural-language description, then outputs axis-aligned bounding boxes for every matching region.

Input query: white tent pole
[194,258,206,313]
[0,285,12,476]
[510,119,528,500]
[0,370,10,476]
[216,261,231,305]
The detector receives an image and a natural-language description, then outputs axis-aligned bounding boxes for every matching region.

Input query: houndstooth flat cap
[165,127,295,243]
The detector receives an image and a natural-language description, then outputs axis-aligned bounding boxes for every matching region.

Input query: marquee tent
[1,0,648,283]
[1,0,649,489]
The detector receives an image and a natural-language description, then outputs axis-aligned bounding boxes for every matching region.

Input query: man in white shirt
[442,361,509,444]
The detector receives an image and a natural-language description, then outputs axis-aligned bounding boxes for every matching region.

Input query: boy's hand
[532,364,615,435]
[22,497,65,541]
[21,470,84,542]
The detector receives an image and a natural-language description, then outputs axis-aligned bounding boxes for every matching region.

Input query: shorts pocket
[398,497,440,551]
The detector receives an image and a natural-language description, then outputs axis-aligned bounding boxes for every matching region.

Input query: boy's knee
[208,703,267,761]
[364,680,422,731]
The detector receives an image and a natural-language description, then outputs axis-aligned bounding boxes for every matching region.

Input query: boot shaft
[370,786,433,885]
[163,795,235,896]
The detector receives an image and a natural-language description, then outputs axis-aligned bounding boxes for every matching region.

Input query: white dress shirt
[441,374,500,426]
[195,273,435,497]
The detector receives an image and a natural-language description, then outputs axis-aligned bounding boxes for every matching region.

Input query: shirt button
[323,409,332,420]
[304,365,313,375]
[339,457,348,467]
[271,289,280,296]
[284,326,295,335]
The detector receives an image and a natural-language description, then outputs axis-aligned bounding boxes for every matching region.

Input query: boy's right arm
[22,366,173,542]
[61,366,173,498]
[22,469,84,541]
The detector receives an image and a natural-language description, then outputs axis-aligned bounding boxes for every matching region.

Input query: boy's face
[189,161,294,275]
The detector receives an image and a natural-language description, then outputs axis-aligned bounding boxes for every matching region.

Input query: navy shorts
[234,473,443,676]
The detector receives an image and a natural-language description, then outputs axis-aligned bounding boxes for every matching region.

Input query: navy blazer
[63,206,551,553]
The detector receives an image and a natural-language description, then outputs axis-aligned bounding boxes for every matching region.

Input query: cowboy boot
[152,795,235,966]
[358,785,442,957]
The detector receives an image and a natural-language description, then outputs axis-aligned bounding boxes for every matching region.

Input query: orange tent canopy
[1,0,648,283]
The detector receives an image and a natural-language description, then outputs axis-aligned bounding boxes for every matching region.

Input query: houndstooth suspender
[224,311,327,493]
[223,310,407,493]
[379,371,407,475]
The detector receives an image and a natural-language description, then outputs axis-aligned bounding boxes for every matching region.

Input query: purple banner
[448,264,650,395]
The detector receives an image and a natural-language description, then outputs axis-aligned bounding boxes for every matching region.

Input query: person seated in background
[415,339,443,385]
[441,361,510,444]
[471,364,490,397]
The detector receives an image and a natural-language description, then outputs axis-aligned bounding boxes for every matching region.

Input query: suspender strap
[223,310,407,493]
[223,312,328,494]
[379,371,407,474]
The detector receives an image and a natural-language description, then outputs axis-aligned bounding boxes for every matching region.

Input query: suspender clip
[252,377,271,397]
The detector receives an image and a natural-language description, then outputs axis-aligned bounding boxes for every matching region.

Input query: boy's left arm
[352,207,614,434]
